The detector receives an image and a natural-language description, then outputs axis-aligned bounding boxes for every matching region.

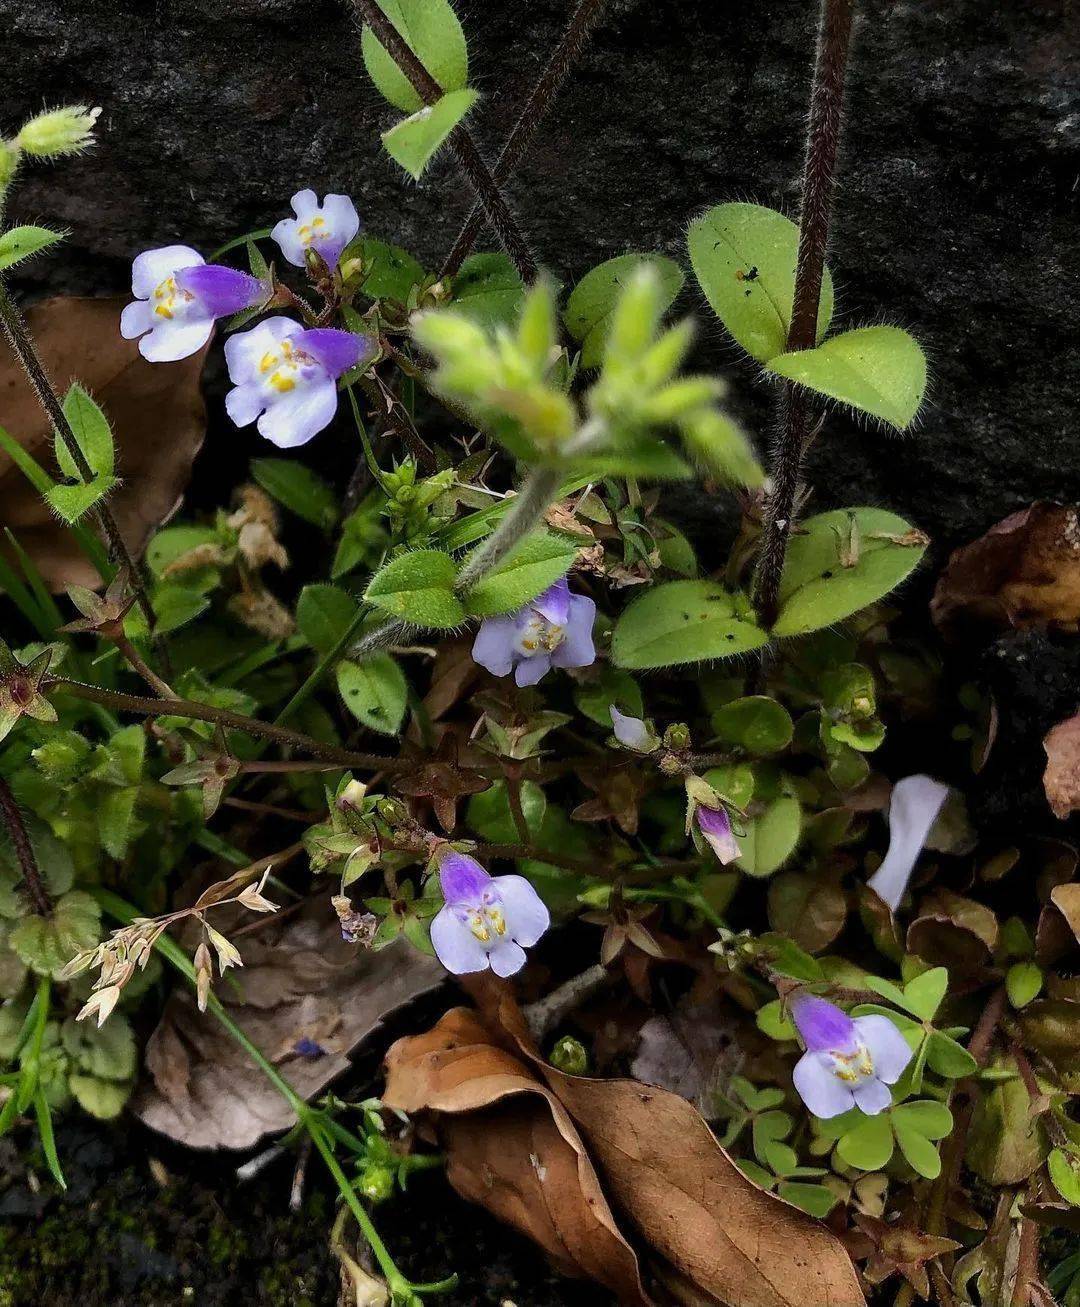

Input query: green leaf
[611,580,768,670]
[712,696,793,755]
[736,795,802,878]
[462,531,577,617]
[892,1122,942,1179]
[365,549,465,628]
[68,1074,132,1121]
[336,655,408,736]
[250,458,339,530]
[349,237,426,303]
[966,1073,1048,1185]
[773,508,927,638]
[45,474,118,524]
[925,1031,977,1079]
[467,781,546,843]
[0,224,64,271]
[11,891,101,977]
[1006,961,1043,1009]
[564,254,684,369]
[755,999,796,1042]
[687,203,834,363]
[574,667,643,729]
[361,0,469,113]
[57,382,114,478]
[576,442,692,481]
[99,785,139,859]
[146,524,220,580]
[60,1014,137,1081]
[296,584,360,655]
[382,88,478,180]
[451,253,525,329]
[765,326,927,430]
[150,583,209,634]
[1049,1147,1080,1206]
[892,1099,952,1141]
[837,1112,894,1171]
[777,1182,837,1218]
[901,967,949,1021]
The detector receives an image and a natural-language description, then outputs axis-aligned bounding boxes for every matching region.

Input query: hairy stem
[442,0,609,277]
[0,777,51,916]
[752,0,856,629]
[0,280,158,633]
[455,466,561,590]
[114,635,176,699]
[351,0,538,281]
[48,678,404,771]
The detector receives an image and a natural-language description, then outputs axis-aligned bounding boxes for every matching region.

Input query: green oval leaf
[462,531,577,617]
[296,584,360,655]
[892,1123,942,1179]
[365,549,465,628]
[891,1099,953,1141]
[451,253,525,329]
[712,696,793,755]
[348,237,426,303]
[57,382,114,479]
[765,325,927,430]
[611,580,767,670]
[736,795,802,878]
[361,0,469,113]
[382,88,478,180]
[836,1112,894,1170]
[773,508,927,638]
[564,253,685,369]
[687,203,834,363]
[0,224,64,272]
[336,654,408,736]
[250,458,338,530]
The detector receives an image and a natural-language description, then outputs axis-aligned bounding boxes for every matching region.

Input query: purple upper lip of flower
[471,578,596,687]
[429,852,549,978]
[223,315,373,449]
[119,245,265,363]
[789,991,913,1119]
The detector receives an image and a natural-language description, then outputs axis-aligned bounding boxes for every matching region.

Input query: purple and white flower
[120,245,265,362]
[867,774,950,912]
[224,316,371,449]
[271,190,360,271]
[695,803,740,865]
[430,852,549,978]
[472,579,596,688]
[609,706,658,753]
[790,991,913,1119]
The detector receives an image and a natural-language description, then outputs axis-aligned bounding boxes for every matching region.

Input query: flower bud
[549,1035,588,1076]
[337,778,368,811]
[358,1163,395,1204]
[17,105,100,158]
[0,142,18,193]
[664,722,691,751]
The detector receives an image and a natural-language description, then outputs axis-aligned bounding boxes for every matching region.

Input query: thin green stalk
[454,465,561,591]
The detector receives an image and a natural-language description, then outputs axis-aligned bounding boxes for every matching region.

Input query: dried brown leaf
[1044,715,1080,819]
[0,296,208,590]
[133,896,443,1149]
[1048,883,1080,946]
[383,1007,649,1304]
[931,502,1080,637]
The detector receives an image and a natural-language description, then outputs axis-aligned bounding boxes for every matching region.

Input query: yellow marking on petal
[154,304,174,319]
[259,351,279,374]
[488,908,506,936]
[269,372,296,393]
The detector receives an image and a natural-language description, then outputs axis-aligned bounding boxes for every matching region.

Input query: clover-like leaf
[765,326,927,430]
[736,796,802,879]
[836,1112,894,1172]
[612,580,768,670]
[712,696,793,755]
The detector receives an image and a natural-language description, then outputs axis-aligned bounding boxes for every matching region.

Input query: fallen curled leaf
[1043,714,1080,819]
[630,995,743,1116]
[0,296,208,590]
[133,895,443,1149]
[1048,883,1080,947]
[931,502,1080,637]
[907,889,998,976]
[383,1007,649,1305]
[384,993,865,1307]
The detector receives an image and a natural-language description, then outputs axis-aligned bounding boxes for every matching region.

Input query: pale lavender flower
[790,992,912,1119]
[120,246,265,362]
[867,774,950,912]
[271,189,360,270]
[696,803,740,865]
[224,316,372,448]
[609,705,658,753]
[472,579,595,688]
[430,852,549,978]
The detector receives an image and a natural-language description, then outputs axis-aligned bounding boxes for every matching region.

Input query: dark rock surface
[3,0,1079,561]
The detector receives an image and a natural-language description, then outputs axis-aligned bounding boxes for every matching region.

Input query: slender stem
[752,0,856,630]
[474,841,594,874]
[114,634,175,698]
[350,0,538,281]
[442,0,609,278]
[0,777,51,916]
[1010,1190,1039,1307]
[0,279,157,632]
[454,466,561,590]
[48,678,404,771]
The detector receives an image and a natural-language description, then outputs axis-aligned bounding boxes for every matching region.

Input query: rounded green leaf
[925,1031,978,1079]
[361,0,469,113]
[837,1112,894,1171]
[777,1182,838,1218]
[296,584,360,654]
[365,549,465,628]
[893,1123,942,1179]
[61,1014,137,1081]
[765,326,927,430]
[574,667,643,728]
[381,88,478,180]
[564,254,685,369]
[755,999,796,1041]
[772,508,927,638]
[467,781,546,843]
[1006,960,1043,1009]
[611,580,767,670]
[901,967,949,1021]
[462,531,577,617]
[687,203,834,363]
[1048,1147,1080,1206]
[736,795,802,878]
[69,1074,133,1120]
[349,237,425,303]
[336,655,408,736]
[892,1099,952,1141]
[451,253,525,329]
[712,696,793,754]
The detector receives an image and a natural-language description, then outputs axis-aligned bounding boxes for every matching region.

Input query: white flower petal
[255,376,338,449]
[223,317,297,385]
[131,245,203,298]
[792,1051,857,1119]
[488,939,527,978]
[429,906,489,975]
[119,299,153,340]
[225,381,266,428]
[851,1077,893,1116]
[867,774,950,911]
[290,188,319,220]
[138,316,213,363]
[853,1015,913,1085]
[270,217,307,269]
[492,874,550,947]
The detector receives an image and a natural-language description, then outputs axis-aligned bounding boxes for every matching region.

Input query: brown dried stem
[0,776,52,917]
